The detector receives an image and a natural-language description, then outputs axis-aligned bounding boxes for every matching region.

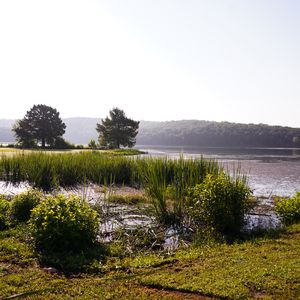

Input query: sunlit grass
[0,223,299,299]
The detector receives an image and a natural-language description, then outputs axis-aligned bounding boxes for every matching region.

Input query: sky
[0,0,299,127]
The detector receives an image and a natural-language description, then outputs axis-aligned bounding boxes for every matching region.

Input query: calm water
[137,145,300,197]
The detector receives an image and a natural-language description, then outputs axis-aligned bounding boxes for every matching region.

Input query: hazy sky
[0,0,299,126]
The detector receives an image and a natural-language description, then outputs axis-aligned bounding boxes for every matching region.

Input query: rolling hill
[1,118,300,148]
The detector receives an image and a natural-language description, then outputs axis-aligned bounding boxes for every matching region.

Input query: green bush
[188,172,253,238]
[53,137,75,149]
[10,189,42,223]
[30,194,101,270]
[275,192,300,225]
[0,195,10,230]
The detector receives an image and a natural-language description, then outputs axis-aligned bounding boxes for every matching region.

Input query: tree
[88,139,97,149]
[13,104,66,148]
[96,108,139,148]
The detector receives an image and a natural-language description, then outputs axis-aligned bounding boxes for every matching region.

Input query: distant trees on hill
[2,115,300,149]
[136,120,300,148]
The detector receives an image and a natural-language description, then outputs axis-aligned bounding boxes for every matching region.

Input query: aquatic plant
[140,156,221,224]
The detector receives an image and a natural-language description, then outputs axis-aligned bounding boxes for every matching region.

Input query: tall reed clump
[139,156,221,224]
[0,152,137,190]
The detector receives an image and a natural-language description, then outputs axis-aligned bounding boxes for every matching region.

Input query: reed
[138,155,221,224]
[0,152,136,189]
[0,151,224,224]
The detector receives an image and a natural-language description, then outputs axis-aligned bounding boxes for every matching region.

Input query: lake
[137,145,300,197]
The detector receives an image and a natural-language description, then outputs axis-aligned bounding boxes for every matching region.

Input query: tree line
[13,105,139,149]
[137,120,300,148]
[6,104,300,149]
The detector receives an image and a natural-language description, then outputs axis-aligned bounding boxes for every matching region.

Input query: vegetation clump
[141,156,221,224]
[187,172,253,238]
[275,192,300,225]
[0,195,10,230]
[30,194,102,271]
[97,107,139,148]
[10,189,42,224]
[13,104,66,148]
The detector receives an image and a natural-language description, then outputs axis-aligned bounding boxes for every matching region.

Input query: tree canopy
[13,104,66,148]
[96,108,139,148]
[137,120,300,148]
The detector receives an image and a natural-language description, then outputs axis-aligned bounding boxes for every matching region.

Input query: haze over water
[138,146,300,197]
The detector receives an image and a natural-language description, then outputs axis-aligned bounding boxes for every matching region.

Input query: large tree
[96,108,139,148]
[13,104,66,148]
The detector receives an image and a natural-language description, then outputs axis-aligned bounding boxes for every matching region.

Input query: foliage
[53,137,75,149]
[187,172,253,238]
[10,189,43,223]
[275,192,300,225]
[13,104,66,148]
[139,224,300,299]
[0,195,10,230]
[1,223,300,299]
[88,139,98,149]
[96,108,139,148]
[30,194,101,270]
[140,156,221,224]
[138,120,300,148]
[0,152,220,192]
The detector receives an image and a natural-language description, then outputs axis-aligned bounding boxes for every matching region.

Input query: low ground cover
[0,223,299,299]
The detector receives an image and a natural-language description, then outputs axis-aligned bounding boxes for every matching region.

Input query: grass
[0,151,220,190]
[0,147,144,157]
[0,223,299,299]
[107,193,148,205]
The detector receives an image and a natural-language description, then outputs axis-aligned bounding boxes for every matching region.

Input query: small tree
[88,139,97,149]
[96,108,139,148]
[13,104,66,148]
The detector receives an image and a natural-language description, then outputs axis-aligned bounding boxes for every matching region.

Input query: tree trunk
[42,138,45,148]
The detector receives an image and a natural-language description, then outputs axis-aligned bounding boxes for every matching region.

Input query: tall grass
[0,152,134,189]
[0,152,219,186]
[138,156,221,224]
[0,151,224,224]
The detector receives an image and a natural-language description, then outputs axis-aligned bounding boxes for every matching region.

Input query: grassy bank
[0,223,299,299]
[0,147,144,157]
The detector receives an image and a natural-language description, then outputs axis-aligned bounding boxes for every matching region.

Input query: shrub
[88,139,98,149]
[187,172,253,238]
[275,192,300,225]
[0,195,10,230]
[53,137,75,149]
[30,194,101,270]
[10,189,42,223]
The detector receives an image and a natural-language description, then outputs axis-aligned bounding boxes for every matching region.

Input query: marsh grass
[0,152,220,191]
[0,151,253,230]
[139,156,221,224]
[0,152,135,190]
